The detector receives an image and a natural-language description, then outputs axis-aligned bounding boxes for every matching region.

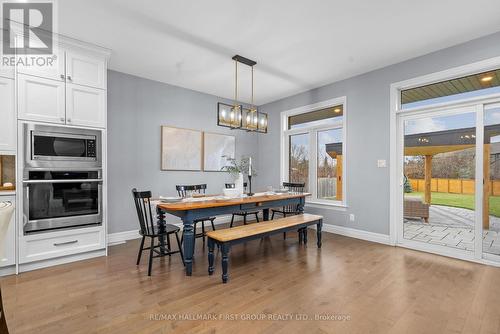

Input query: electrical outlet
[349,214,355,222]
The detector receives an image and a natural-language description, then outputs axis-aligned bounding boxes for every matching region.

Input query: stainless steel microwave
[24,123,102,169]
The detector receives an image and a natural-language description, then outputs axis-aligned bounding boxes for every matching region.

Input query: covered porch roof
[404,124,500,156]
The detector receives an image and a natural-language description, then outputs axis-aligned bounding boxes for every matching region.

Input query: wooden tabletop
[157,192,311,211]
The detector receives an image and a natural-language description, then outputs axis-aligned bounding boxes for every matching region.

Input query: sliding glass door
[483,103,500,258]
[401,106,477,255]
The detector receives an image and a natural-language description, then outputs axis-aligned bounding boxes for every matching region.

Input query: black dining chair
[271,182,306,239]
[225,183,260,227]
[176,184,216,248]
[132,188,184,276]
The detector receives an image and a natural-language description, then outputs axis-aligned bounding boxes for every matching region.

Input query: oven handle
[23,179,103,184]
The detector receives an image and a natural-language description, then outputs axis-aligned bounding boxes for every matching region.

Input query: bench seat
[206,213,323,283]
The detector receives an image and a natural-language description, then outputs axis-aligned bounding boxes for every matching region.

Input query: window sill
[305,200,348,211]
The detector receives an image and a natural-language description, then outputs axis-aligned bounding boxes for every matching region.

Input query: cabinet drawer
[20,227,105,263]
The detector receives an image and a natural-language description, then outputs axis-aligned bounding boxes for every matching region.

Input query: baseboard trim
[319,224,392,245]
[107,214,238,246]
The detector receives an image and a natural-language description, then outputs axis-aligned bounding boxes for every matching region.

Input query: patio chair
[404,197,429,223]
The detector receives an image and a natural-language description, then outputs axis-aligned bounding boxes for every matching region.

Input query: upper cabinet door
[66,83,106,128]
[0,77,15,152]
[18,74,66,124]
[16,47,66,82]
[66,51,106,89]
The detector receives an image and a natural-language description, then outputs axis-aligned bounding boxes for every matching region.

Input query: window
[281,98,346,205]
[401,68,500,109]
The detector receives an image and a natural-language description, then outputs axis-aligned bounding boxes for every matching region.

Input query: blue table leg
[317,219,322,248]
[303,227,308,245]
[263,208,269,221]
[156,207,166,255]
[182,216,195,276]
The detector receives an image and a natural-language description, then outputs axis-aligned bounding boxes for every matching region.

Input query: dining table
[156,192,311,276]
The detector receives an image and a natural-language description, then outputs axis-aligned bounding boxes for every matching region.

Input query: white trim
[317,224,391,245]
[390,54,500,262]
[106,215,238,246]
[107,230,141,246]
[390,55,500,248]
[280,96,347,205]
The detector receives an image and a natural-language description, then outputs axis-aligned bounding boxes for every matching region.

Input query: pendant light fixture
[217,55,267,133]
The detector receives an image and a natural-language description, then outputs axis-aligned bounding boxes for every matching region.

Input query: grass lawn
[406,192,500,217]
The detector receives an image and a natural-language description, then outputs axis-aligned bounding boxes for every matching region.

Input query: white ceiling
[58,0,500,105]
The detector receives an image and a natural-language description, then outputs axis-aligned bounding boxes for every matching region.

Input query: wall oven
[24,123,101,169]
[23,170,103,234]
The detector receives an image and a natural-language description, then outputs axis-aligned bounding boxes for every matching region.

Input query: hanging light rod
[232,55,257,67]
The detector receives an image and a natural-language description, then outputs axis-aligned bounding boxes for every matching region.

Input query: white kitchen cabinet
[0,77,15,152]
[16,47,66,82]
[66,51,106,89]
[66,83,106,128]
[0,65,14,80]
[19,226,105,264]
[0,196,16,268]
[17,74,66,124]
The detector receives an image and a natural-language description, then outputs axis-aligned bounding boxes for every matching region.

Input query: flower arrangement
[221,156,257,176]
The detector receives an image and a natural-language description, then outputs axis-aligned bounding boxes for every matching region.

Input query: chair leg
[211,218,216,231]
[271,211,275,220]
[202,221,206,243]
[230,214,235,228]
[148,237,155,276]
[175,232,185,266]
[243,214,247,225]
[255,213,259,222]
[136,236,145,265]
[166,233,171,257]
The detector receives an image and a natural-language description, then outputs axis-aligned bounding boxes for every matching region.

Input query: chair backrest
[282,182,305,212]
[131,188,156,236]
[176,184,207,197]
[283,182,305,193]
[225,182,248,191]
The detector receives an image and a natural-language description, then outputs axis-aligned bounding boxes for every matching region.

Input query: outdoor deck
[404,205,500,255]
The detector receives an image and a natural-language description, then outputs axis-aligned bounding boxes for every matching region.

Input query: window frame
[280,96,347,208]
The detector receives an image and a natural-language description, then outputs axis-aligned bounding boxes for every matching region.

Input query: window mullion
[310,130,317,200]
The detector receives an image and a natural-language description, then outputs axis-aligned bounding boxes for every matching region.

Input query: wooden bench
[206,213,323,283]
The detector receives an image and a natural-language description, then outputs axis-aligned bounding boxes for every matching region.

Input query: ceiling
[58,0,500,105]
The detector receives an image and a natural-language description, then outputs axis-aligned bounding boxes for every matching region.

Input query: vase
[234,172,244,195]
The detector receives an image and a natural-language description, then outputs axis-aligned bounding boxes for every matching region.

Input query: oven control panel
[86,139,97,158]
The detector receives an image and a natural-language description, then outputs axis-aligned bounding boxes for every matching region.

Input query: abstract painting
[203,132,235,171]
[161,126,202,171]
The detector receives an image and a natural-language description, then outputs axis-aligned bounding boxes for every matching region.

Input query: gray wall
[107,70,258,233]
[256,31,500,236]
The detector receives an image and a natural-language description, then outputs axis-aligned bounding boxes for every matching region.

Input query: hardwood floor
[2,227,500,334]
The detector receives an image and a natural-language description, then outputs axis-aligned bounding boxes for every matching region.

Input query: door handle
[67,76,72,81]
[54,240,78,246]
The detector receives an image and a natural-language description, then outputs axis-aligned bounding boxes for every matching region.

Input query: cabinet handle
[67,76,72,81]
[60,117,65,122]
[60,74,65,80]
[54,240,78,246]
[67,118,71,123]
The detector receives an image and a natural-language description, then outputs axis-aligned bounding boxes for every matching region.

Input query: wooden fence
[318,178,336,198]
[409,178,500,196]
